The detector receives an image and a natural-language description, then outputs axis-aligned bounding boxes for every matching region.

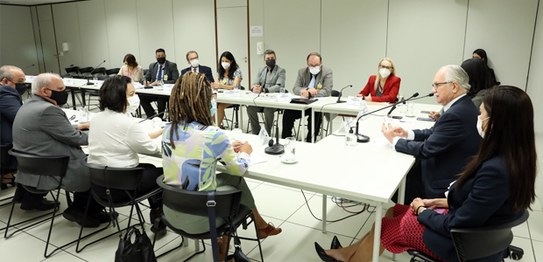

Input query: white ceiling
[0,0,83,6]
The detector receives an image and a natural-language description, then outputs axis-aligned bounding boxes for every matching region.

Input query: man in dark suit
[382,65,481,200]
[281,52,333,142]
[180,50,214,83]
[142,48,179,119]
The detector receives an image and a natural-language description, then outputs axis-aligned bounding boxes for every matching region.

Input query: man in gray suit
[281,52,333,142]
[142,48,179,119]
[13,73,107,226]
[247,49,286,135]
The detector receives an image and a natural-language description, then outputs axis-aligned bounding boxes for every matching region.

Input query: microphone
[85,60,106,85]
[336,84,353,103]
[386,92,421,116]
[265,116,284,155]
[354,92,421,143]
[138,111,166,123]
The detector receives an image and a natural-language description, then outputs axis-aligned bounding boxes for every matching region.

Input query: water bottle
[345,127,356,146]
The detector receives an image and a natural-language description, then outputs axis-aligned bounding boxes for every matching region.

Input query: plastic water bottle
[345,127,356,146]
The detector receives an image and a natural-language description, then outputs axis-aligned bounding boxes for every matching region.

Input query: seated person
[461,58,496,108]
[382,65,481,201]
[247,49,286,135]
[0,65,26,189]
[211,51,242,128]
[472,48,499,87]
[13,73,107,227]
[315,85,536,261]
[142,48,179,119]
[357,57,400,103]
[281,52,333,142]
[87,75,166,236]
[162,72,281,259]
[180,50,214,83]
[117,53,144,82]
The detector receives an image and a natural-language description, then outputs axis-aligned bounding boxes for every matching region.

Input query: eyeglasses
[431,81,452,88]
[380,65,393,70]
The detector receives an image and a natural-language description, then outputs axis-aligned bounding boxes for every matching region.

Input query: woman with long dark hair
[118,53,144,82]
[212,51,242,128]
[315,86,537,261]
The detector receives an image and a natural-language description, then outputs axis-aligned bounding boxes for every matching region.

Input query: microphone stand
[85,60,106,85]
[355,92,420,143]
[264,118,284,155]
[336,84,353,103]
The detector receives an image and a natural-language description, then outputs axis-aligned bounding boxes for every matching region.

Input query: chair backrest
[156,175,242,219]
[78,67,94,74]
[8,149,69,178]
[84,161,144,191]
[106,68,120,76]
[92,67,107,75]
[65,66,80,74]
[451,210,529,261]
[331,90,340,97]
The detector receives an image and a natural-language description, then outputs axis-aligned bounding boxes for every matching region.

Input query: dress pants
[281,108,322,142]
[139,94,167,119]
[247,106,276,135]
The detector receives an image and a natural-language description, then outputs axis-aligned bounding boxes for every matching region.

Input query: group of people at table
[0,46,536,261]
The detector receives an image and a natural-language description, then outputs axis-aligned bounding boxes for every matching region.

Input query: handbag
[115,227,157,262]
[225,236,250,262]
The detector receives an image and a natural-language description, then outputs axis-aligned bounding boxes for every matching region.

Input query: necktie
[308,74,316,89]
[157,65,163,81]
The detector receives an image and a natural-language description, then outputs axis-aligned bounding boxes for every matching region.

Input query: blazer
[12,95,90,192]
[359,75,401,103]
[180,65,215,83]
[0,85,22,170]
[292,65,333,97]
[395,95,481,198]
[418,155,523,261]
[145,60,180,84]
[252,65,286,93]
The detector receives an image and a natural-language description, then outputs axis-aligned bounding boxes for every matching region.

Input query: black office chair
[64,66,80,78]
[75,161,162,253]
[408,210,529,262]
[5,149,72,258]
[155,175,264,262]
[0,144,15,207]
[92,67,108,80]
[105,68,120,77]
[78,67,94,79]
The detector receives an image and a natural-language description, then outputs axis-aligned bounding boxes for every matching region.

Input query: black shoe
[62,207,100,228]
[150,218,167,238]
[315,242,342,262]
[20,198,59,211]
[331,235,343,249]
[90,210,117,224]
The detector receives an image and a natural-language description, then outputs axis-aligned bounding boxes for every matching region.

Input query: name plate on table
[290,98,317,104]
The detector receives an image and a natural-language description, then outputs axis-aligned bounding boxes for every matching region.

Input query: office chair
[64,66,80,78]
[105,68,120,76]
[75,161,162,253]
[78,67,94,79]
[155,175,264,262]
[408,210,529,261]
[0,144,14,207]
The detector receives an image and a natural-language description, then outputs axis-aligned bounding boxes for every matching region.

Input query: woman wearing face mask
[316,86,536,261]
[357,57,401,103]
[87,75,167,237]
[163,72,281,260]
[118,53,144,83]
[212,51,242,128]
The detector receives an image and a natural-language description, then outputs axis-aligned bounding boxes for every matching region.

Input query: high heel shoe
[315,242,342,262]
[331,235,343,249]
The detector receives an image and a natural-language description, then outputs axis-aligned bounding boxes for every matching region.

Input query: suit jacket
[359,75,401,103]
[293,65,333,97]
[145,60,180,84]
[0,85,22,170]
[12,95,90,192]
[418,156,523,261]
[180,65,215,83]
[395,95,481,198]
[252,65,286,93]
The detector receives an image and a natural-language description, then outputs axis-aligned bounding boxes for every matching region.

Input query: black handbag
[115,227,157,262]
[225,236,250,262]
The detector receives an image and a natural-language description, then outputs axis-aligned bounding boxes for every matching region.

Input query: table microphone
[336,84,353,103]
[85,60,106,85]
[386,92,434,116]
[265,117,284,155]
[354,92,420,143]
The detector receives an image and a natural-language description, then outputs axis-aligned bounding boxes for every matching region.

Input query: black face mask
[157,57,166,64]
[49,90,69,106]
[266,59,276,69]
[15,83,29,95]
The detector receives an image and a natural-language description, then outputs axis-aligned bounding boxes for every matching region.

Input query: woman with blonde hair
[357,57,401,102]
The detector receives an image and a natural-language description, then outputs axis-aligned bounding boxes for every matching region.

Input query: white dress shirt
[88,109,160,168]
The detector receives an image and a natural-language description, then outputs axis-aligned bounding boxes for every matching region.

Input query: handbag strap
[207,191,220,262]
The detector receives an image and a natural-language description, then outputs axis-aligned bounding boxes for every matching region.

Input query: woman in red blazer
[357,57,401,102]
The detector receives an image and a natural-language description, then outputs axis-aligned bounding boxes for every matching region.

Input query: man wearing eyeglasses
[381,65,481,201]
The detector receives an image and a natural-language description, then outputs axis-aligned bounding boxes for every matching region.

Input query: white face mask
[379,68,391,78]
[190,59,199,68]
[221,62,230,70]
[127,94,140,114]
[309,66,321,75]
[476,115,488,138]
